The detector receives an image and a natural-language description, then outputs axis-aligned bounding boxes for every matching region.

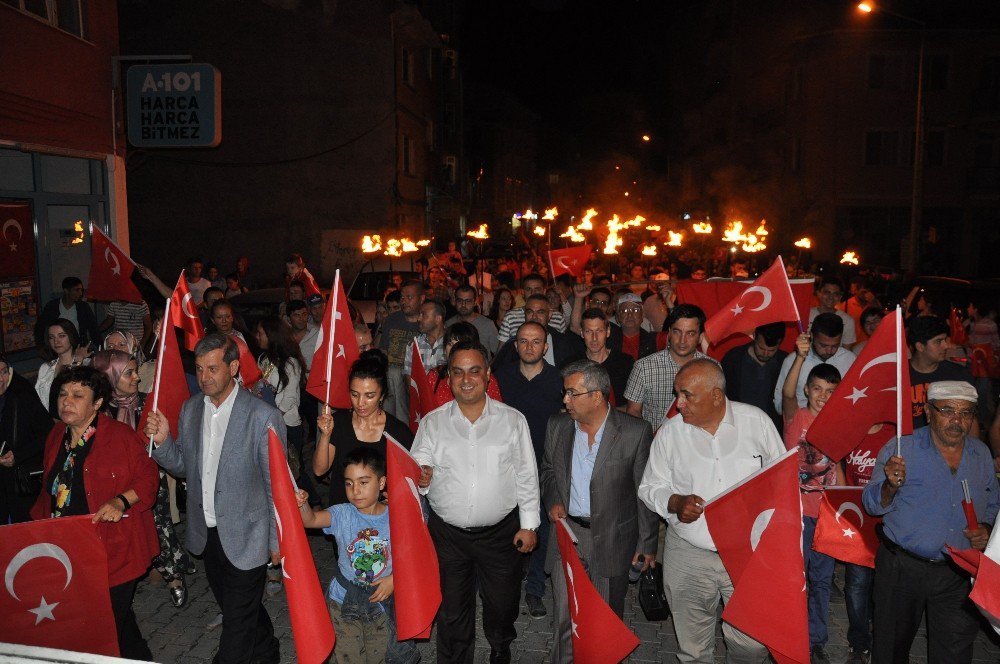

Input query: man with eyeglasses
[863,380,998,664]
[447,284,499,355]
[568,285,614,336]
[609,293,656,360]
[492,294,584,369]
[540,359,656,663]
[495,321,565,620]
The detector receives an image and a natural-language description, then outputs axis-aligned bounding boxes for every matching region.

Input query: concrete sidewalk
[133,525,1000,663]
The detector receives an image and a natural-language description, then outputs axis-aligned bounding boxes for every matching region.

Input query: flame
[362,234,383,253]
[692,222,713,234]
[722,221,749,243]
[416,239,431,247]
[794,237,812,249]
[522,209,537,220]
[71,220,85,245]
[400,238,419,253]
[578,208,597,231]
[624,215,645,228]
[384,238,403,257]
[840,251,860,265]
[467,224,489,239]
[741,235,767,253]
[542,207,558,220]
[533,225,545,236]
[645,224,661,232]
[641,244,658,256]
[603,214,625,254]
[754,219,768,236]
[665,231,683,247]
[559,226,586,242]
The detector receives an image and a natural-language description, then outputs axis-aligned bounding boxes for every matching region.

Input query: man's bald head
[673,359,726,431]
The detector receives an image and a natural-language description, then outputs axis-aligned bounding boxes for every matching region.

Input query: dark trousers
[203,528,279,664]
[429,508,522,663]
[872,543,981,664]
[286,424,320,505]
[524,507,549,598]
[845,562,874,652]
[108,578,152,660]
[803,516,835,646]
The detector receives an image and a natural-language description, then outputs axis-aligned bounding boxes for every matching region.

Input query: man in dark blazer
[540,359,658,663]
[492,294,584,369]
[145,333,286,664]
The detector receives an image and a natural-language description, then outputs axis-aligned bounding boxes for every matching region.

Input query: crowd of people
[1,244,999,664]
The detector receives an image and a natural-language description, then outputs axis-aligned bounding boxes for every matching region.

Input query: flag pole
[895,305,903,457]
[324,270,340,408]
[777,255,804,333]
[148,297,171,456]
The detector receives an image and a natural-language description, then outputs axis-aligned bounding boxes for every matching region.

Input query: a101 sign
[126,63,221,147]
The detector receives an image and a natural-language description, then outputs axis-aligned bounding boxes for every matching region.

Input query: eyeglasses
[562,388,599,399]
[929,404,977,420]
[618,306,642,314]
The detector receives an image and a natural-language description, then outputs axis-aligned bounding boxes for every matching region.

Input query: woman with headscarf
[32,366,158,659]
[92,350,194,608]
[0,353,54,523]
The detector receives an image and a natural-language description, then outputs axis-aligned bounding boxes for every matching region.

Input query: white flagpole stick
[777,255,804,333]
[148,296,171,456]
[895,305,903,458]
[324,270,340,407]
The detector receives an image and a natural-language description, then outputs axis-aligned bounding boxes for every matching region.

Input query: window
[402,134,414,175]
[401,48,414,87]
[865,130,899,166]
[548,173,560,185]
[4,0,85,38]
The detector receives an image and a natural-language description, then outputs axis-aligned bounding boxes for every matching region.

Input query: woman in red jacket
[31,366,159,660]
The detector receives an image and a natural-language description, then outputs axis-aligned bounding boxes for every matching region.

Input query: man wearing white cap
[862,380,999,663]
[609,293,656,361]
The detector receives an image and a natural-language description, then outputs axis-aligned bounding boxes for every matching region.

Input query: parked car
[348,269,419,324]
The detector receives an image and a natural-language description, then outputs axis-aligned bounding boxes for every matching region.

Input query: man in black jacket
[491,294,584,369]
[0,354,54,523]
[34,276,101,351]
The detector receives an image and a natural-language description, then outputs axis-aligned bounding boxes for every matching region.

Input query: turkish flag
[703,258,801,345]
[406,343,436,434]
[948,308,968,346]
[806,309,912,462]
[548,246,592,279]
[233,334,264,389]
[947,540,1000,635]
[385,432,441,640]
[267,428,336,663]
[306,270,359,409]
[705,449,809,664]
[675,276,814,361]
[87,226,144,303]
[554,519,640,663]
[946,545,982,576]
[0,515,119,656]
[0,201,36,278]
[139,301,190,443]
[812,487,880,568]
[299,267,323,297]
[170,270,205,352]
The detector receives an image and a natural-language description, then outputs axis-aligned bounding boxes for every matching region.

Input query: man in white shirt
[186,258,212,305]
[807,276,856,346]
[773,312,857,416]
[412,340,540,664]
[498,273,567,342]
[639,359,784,664]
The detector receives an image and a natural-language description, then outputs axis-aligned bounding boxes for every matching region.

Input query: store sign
[126,63,221,147]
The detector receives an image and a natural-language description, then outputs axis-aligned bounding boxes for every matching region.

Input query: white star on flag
[336,344,346,358]
[731,303,744,316]
[8,242,16,252]
[842,527,856,539]
[846,387,868,404]
[28,597,59,625]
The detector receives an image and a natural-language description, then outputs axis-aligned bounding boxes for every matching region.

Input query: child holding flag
[781,332,846,664]
[295,446,419,664]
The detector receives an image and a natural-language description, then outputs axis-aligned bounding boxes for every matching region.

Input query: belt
[882,538,946,566]
[567,515,592,529]
[455,508,518,533]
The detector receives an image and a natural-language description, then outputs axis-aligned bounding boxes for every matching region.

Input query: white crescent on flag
[2,219,22,251]
[731,286,772,316]
[104,247,121,276]
[749,508,775,552]
[181,292,199,320]
[835,501,865,526]
[556,256,572,270]
[859,353,896,377]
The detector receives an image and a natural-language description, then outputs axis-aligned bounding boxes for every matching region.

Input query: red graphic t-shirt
[844,424,896,487]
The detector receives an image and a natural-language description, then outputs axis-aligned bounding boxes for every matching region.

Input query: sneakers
[810,645,830,664]
[846,648,871,664]
[525,593,546,619]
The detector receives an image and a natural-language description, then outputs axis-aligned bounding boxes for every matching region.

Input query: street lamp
[858,2,926,273]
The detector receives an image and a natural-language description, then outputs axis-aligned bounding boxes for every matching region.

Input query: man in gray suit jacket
[145,333,286,664]
[540,359,658,663]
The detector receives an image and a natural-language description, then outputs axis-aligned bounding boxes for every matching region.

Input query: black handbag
[6,397,43,497]
[637,563,670,621]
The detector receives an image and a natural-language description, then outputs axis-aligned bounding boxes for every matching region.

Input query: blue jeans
[844,562,874,652]
[803,516,835,647]
[525,508,549,598]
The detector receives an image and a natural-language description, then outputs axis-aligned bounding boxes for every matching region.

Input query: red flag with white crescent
[806,309,912,462]
[0,515,119,656]
[407,343,436,433]
[299,267,323,297]
[385,432,440,640]
[547,246,592,279]
[811,487,881,568]
[705,448,808,664]
[305,271,359,409]
[87,226,144,303]
[703,257,800,345]
[554,519,640,663]
[0,202,36,278]
[267,428,335,663]
[139,299,190,441]
[170,270,205,352]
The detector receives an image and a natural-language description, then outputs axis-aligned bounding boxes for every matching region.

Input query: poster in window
[0,279,38,353]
